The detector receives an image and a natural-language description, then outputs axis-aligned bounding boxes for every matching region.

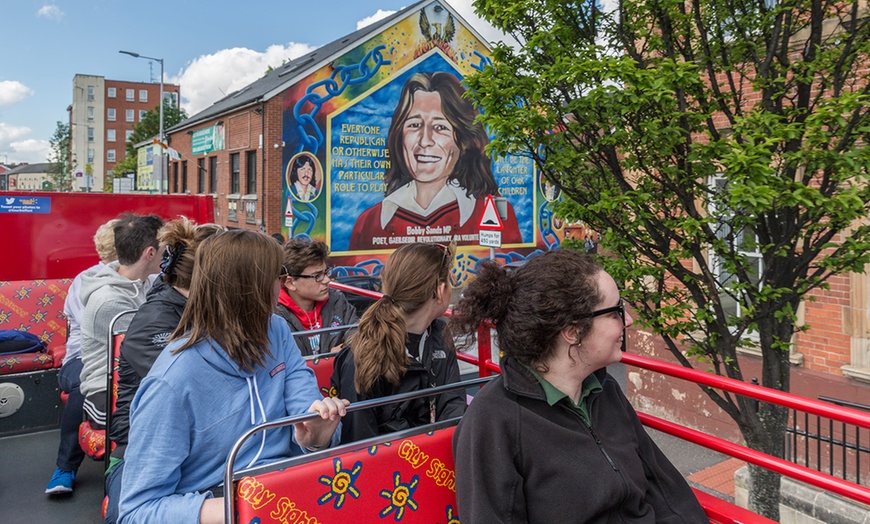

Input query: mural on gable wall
[281,1,564,282]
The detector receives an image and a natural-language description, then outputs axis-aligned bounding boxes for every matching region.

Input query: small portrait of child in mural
[541,172,561,202]
[286,152,322,202]
[350,72,522,250]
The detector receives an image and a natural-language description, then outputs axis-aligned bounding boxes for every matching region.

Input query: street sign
[479,195,503,230]
[479,229,502,248]
[285,198,294,228]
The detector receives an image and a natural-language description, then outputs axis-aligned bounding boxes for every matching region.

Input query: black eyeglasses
[578,298,626,325]
[278,265,290,282]
[292,267,334,283]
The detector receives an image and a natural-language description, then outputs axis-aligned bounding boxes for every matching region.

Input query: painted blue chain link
[292,45,392,154]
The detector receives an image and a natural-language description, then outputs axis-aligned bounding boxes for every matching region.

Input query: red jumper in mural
[350,72,522,250]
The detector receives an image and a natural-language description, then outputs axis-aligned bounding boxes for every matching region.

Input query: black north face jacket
[331,318,466,445]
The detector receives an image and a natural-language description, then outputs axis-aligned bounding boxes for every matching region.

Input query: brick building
[69,74,180,192]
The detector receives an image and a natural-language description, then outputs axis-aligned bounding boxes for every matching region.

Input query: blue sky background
[0,1,505,165]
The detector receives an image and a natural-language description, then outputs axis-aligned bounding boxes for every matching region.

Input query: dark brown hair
[449,250,603,370]
[353,242,454,393]
[282,238,330,275]
[385,72,498,199]
[171,229,283,372]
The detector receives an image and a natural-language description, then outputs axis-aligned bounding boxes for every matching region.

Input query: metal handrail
[103,308,138,473]
[222,376,492,523]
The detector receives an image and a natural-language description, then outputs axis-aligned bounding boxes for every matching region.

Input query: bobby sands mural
[282,1,538,261]
[349,72,522,250]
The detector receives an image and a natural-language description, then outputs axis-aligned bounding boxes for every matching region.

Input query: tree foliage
[469,0,870,517]
[47,121,73,191]
[115,100,188,177]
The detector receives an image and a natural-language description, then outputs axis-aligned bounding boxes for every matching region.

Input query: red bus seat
[304,353,337,398]
[78,331,125,461]
[0,278,71,375]
[234,422,459,523]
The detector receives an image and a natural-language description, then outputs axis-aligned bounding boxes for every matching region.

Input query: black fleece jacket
[453,356,707,523]
[331,318,466,445]
[109,282,186,458]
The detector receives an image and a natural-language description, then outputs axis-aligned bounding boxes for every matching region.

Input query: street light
[120,50,165,194]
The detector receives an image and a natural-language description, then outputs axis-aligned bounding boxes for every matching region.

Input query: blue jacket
[119,314,339,524]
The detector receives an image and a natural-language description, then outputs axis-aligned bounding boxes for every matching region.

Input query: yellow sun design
[379,473,419,521]
[317,457,362,509]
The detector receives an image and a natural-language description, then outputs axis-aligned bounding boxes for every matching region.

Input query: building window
[182,161,188,193]
[126,109,134,122]
[107,108,116,121]
[163,92,178,107]
[209,156,218,193]
[87,127,94,142]
[230,153,240,194]
[173,162,179,193]
[126,88,134,101]
[107,149,116,162]
[139,110,147,121]
[197,158,205,193]
[87,86,95,101]
[87,149,95,163]
[108,87,116,98]
[126,130,134,141]
[87,107,94,122]
[139,89,148,103]
[246,150,257,195]
[107,129,116,142]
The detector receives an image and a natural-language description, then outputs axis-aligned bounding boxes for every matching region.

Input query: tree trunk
[741,401,789,521]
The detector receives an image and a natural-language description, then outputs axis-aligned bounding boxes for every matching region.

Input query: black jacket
[275,289,359,356]
[453,356,707,523]
[109,282,186,458]
[331,318,466,444]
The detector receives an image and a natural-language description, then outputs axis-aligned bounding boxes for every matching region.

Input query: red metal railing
[330,280,870,512]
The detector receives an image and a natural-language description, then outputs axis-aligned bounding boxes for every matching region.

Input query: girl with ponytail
[330,242,465,444]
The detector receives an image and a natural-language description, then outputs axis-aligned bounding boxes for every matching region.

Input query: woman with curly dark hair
[450,250,706,523]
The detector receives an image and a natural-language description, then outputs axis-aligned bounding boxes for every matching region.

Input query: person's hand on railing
[295,397,350,451]
[330,343,344,353]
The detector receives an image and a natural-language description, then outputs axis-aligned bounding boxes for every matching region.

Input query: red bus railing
[457,321,870,507]
[329,280,870,512]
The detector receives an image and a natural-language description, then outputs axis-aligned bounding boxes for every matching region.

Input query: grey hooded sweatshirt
[79,261,149,399]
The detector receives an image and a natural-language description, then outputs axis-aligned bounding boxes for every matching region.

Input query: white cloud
[9,139,51,163]
[37,5,63,21]
[357,9,397,30]
[0,124,50,163]
[0,81,35,107]
[170,43,317,117]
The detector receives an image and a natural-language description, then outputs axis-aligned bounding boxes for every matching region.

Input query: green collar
[523,363,603,424]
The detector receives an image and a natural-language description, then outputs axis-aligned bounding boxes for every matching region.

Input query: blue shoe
[45,468,75,495]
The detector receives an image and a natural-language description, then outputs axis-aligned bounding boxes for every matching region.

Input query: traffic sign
[285,198,294,217]
[479,229,502,248]
[479,195,503,230]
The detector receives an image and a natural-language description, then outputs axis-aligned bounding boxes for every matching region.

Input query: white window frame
[108,87,116,98]
[126,109,134,122]
[107,108,116,122]
[107,129,116,142]
[107,149,116,162]
[139,109,147,121]
[126,88,134,101]
[139,89,148,103]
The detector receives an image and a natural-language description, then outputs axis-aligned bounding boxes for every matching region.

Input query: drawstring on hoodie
[245,376,268,469]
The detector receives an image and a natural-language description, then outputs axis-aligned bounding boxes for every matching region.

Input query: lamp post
[120,50,164,194]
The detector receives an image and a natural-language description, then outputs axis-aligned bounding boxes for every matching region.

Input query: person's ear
[560,325,581,347]
[435,281,448,303]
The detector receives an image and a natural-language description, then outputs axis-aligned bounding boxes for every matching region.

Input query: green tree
[47,121,73,191]
[469,0,870,518]
[116,100,188,178]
